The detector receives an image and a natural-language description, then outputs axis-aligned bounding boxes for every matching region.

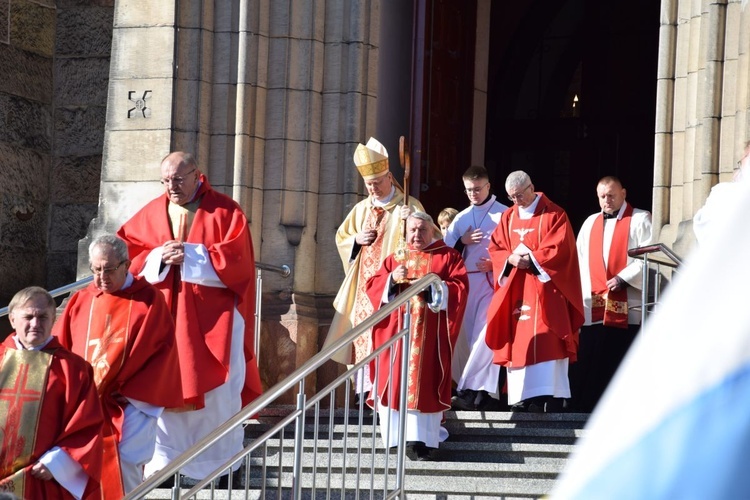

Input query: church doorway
[412,0,660,231]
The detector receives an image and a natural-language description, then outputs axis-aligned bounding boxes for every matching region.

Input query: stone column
[79,2,178,273]
[375,0,412,173]
[652,0,677,246]
[80,0,382,398]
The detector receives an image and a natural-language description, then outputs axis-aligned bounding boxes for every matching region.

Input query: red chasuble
[0,337,104,499]
[486,193,584,368]
[365,240,468,413]
[588,204,633,328]
[54,277,184,498]
[117,176,262,408]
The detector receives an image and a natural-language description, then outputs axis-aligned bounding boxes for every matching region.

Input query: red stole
[83,293,134,499]
[589,204,633,328]
[0,349,52,498]
[400,247,434,409]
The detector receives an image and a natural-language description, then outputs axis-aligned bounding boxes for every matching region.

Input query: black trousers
[568,323,640,413]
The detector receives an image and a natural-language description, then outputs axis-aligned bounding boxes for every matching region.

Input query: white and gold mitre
[353,137,390,180]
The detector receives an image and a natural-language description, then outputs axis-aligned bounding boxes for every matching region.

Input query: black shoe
[513,396,556,413]
[510,400,528,412]
[157,476,176,489]
[416,445,436,461]
[475,390,501,411]
[451,389,478,410]
[405,441,427,461]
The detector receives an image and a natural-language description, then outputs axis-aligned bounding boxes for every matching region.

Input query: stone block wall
[0,0,113,306]
[48,2,113,289]
[0,0,55,303]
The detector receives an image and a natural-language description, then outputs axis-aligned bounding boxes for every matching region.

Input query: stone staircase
[144,406,587,499]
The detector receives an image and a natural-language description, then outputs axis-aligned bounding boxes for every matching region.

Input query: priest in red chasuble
[486,170,584,413]
[1,287,104,499]
[323,137,424,397]
[53,235,183,497]
[366,212,468,460]
[569,176,652,412]
[116,151,261,482]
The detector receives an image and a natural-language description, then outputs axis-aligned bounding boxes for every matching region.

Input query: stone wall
[49,1,113,289]
[0,0,113,306]
[654,0,750,256]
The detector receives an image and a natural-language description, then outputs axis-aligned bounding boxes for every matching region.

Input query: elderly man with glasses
[486,170,584,412]
[115,151,262,486]
[442,165,508,411]
[54,234,183,498]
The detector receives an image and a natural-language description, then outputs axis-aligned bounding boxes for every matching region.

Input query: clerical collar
[603,207,622,219]
[120,272,134,291]
[517,194,541,219]
[171,180,203,207]
[13,335,54,351]
[475,193,494,206]
[372,185,396,207]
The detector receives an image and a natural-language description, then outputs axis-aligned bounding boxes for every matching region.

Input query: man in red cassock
[1,287,104,499]
[54,234,183,497]
[366,212,468,461]
[486,170,584,412]
[117,151,262,482]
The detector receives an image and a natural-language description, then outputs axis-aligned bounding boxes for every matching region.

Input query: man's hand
[508,253,531,269]
[607,276,626,292]
[31,462,53,481]
[392,264,408,283]
[400,205,411,220]
[162,240,185,265]
[460,226,483,245]
[355,229,378,246]
[476,257,493,273]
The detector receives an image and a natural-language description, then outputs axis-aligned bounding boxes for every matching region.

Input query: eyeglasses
[89,261,126,276]
[464,183,489,194]
[160,169,196,186]
[507,184,532,201]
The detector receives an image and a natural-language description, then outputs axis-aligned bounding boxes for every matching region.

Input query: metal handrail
[0,276,94,318]
[125,272,445,500]
[627,243,682,325]
[254,263,292,366]
[0,262,290,320]
[627,243,682,268]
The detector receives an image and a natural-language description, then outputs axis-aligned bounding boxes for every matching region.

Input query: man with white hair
[366,211,468,460]
[54,234,183,497]
[486,170,584,412]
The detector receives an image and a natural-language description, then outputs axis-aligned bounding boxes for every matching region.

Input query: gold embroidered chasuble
[0,349,53,497]
[366,241,468,413]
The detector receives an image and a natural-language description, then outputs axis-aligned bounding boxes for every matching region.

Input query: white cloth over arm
[139,243,222,287]
[39,447,88,500]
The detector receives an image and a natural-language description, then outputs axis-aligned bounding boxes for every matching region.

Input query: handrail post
[395,302,411,494]
[641,253,650,327]
[293,379,306,499]
[255,266,263,367]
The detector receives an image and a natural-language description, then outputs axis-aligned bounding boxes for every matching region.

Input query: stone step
[144,407,586,499]
[245,437,574,462]
[237,451,566,474]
